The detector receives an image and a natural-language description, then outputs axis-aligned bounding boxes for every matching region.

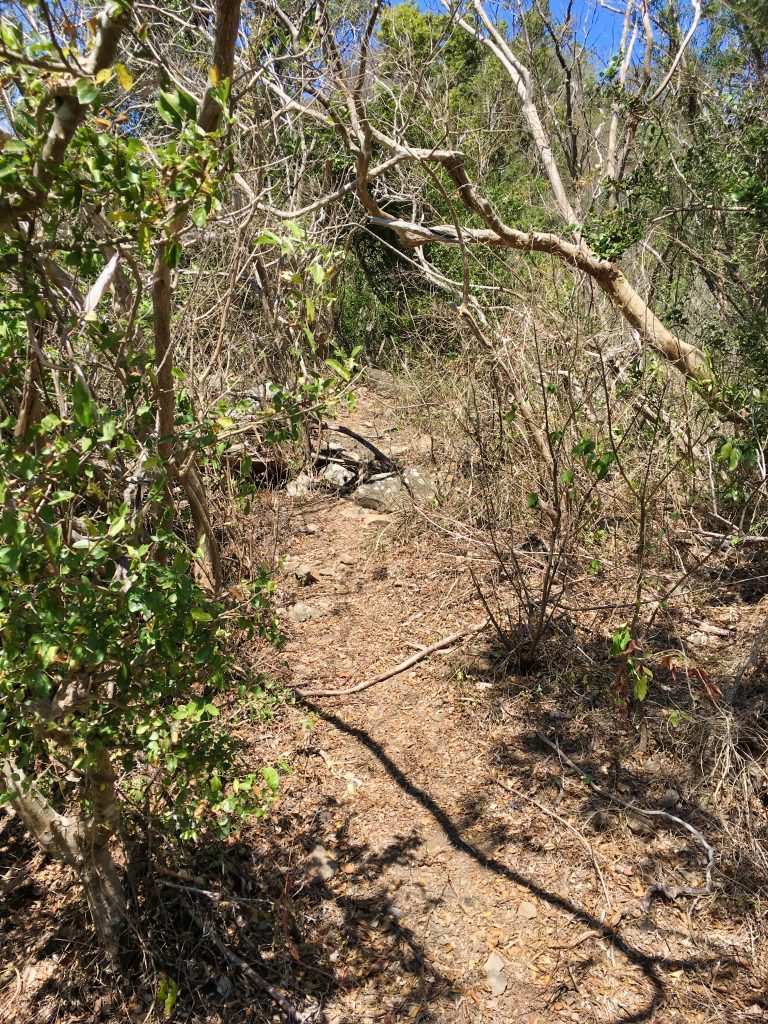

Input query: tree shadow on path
[308,702,731,1024]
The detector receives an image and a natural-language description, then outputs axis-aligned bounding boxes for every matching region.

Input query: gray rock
[686,631,710,647]
[308,844,337,882]
[320,462,355,489]
[324,436,377,465]
[365,367,397,395]
[289,602,323,623]
[286,472,313,497]
[405,468,437,501]
[353,468,436,512]
[293,563,317,586]
[484,951,508,996]
[659,788,681,809]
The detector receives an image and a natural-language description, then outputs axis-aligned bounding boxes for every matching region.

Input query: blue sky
[394,0,637,61]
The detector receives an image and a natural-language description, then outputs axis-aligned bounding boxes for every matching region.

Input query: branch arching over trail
[302,0,741,421]
[356,140,712,379]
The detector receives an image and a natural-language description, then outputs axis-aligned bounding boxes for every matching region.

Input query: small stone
[305,523,319,534]
[627,811,655,835]
[320,462,355,489]
[308,844,337,882]
[339,553,355,566]
[686,631,710,647]
[590,810,616,832]
[289,602,323,623]
[484,951,508,996]
[292,563,317,586]
[286,472,312,497]
[517,900,538,920]
[659,788,681,809]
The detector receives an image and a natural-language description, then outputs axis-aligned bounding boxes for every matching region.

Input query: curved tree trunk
[2,754,125,952]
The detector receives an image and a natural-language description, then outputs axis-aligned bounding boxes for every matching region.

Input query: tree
[0,0,285,949]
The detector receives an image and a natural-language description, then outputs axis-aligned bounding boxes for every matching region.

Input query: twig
[536,732,714,910]
[0,864,29,898]
[297,620,489,697]
[185,904,324,1024]
[324,422,415,499]
[726,613,768,704]
[493,776,612,910]
[158,878,273,908]
[325,423,397,470]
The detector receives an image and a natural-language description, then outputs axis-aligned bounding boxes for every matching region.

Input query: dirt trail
[0,384,760,1024]
[267,385,751,1024]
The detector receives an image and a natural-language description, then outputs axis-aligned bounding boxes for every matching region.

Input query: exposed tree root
[296,619,489,698]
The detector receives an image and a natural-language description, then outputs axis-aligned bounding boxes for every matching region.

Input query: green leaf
[527,492,539,509]
[0,17,23,51]
[255,229,282,246]
[325,357,350,381]
[75,78,100,105]
[633,671,649,702]
[163,240,182,268]
[262,765,279,793]
[39,413,61,433]
[191,207,208,228]
[157,88,197,127]
[72,378,95,427]
[610,623,631,657]
[0,546,20,571]
[190,608,213,622]
[50,490,76,504]
[308,263,325,285]
[99,418,117,442]
[108,514,126,537]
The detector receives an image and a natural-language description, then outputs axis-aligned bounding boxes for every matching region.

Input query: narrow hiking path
[0,383,760,1024]
[260,382,755,1024]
